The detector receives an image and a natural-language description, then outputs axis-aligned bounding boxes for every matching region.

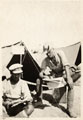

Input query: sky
[0,0,82,50]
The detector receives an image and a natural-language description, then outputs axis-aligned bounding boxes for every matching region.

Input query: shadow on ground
[43,93,68,114]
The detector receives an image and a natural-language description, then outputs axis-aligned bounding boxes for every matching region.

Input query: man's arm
[58,50,70,67]
[21,81,33,102]
[58,50,73,88]
[2,96,24,108]
[65,65,73,89]
[39,58,49,78]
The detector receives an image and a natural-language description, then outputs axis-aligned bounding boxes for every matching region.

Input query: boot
[67,86,77,118]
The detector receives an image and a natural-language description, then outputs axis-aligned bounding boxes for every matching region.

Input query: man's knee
[28,104,34,113]
[36,78,42,85]
[25,104,34,116]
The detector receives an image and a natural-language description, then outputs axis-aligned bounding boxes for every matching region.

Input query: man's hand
[3,96,32,108]
[21,96,32,103]
[39,70,45,79]
[8,100,22,107]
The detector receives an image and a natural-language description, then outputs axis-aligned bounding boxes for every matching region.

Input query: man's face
[12,73,21,83]
[47,50,55,59]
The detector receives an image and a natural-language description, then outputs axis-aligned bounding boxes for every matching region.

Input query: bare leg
[36,78,43,102]
[67,84,77,117]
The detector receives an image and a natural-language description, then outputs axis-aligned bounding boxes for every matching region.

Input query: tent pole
[20,54,22,64]
[20,54,23,78]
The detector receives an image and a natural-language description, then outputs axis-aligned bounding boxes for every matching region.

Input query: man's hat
[9,63,23,74]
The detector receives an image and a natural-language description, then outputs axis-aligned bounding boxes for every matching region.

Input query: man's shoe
[67,110,77,118]
[34,99,43,107]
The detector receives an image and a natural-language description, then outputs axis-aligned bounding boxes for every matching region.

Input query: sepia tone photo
[0,0,82,119]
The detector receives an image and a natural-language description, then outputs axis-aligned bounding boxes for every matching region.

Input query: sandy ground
[30,86,81,118]
[3,79,81,118]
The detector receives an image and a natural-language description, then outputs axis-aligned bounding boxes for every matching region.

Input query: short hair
[43,44,50,52]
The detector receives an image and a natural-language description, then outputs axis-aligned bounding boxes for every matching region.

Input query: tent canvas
[1,41,81,91]
[31,42,81,67]
[2,41,40,90]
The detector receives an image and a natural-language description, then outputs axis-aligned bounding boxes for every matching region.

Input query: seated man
[36,48,81,118]
[2,63,34,117]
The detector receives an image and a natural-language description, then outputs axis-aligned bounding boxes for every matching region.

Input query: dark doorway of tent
[7,52,40,91]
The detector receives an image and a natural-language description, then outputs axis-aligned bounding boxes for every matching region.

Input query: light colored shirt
[3,78,32,102]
